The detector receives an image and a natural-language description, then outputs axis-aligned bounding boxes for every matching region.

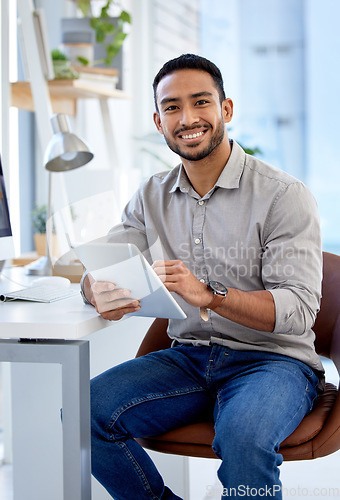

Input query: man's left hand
[152,259,212,307]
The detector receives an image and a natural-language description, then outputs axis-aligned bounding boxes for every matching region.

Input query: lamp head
[44,114,94,172]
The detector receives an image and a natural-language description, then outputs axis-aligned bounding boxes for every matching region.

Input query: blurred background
[1,0,339,257]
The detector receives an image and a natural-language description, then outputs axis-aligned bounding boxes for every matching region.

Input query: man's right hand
[83,274,141,321]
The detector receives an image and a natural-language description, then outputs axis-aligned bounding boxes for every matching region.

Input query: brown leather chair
[136,252,340,461]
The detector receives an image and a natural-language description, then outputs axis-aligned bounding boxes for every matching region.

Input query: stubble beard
[164,119,225,162]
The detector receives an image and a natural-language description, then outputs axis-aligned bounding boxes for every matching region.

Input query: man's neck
[181,139,232,197]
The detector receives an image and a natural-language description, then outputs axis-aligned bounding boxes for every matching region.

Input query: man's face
[153,69,232,162]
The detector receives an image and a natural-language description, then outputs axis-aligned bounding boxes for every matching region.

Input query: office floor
[0,360,339,500]
[188,451,340,499]
[1,452,340,500]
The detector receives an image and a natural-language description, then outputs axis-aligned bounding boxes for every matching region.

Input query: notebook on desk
[74,242,187,320]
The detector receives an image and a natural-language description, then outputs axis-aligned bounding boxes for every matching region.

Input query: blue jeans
[91,344,319,499]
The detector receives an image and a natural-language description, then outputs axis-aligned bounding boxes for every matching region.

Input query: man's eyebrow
[159,91,214,108]
[160,97,179,107]
[191,91,214,99]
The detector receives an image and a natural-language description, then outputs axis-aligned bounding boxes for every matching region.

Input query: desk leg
[61,341,91,500]
[0,339,92,500]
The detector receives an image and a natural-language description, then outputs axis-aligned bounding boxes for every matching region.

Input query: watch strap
[200,290,226,322]
[206,292,225,310]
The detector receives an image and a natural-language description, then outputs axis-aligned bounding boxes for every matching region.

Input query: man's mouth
[178,128,208,141]
[180,130,205,140]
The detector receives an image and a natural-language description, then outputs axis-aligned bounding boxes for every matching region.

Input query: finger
[156,273,179,283]
[87,273,95,285]
[92,281,116,293]
[100,303,141,321]
[93,285,131,303]
[96,297,139,314]
[152,260,182,269]
[153,263,190,279]
[152,261,183,275]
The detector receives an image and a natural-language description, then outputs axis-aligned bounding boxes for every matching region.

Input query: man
[82,54,323,499]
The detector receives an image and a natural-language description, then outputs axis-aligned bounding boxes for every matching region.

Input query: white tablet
[74,242,187,320]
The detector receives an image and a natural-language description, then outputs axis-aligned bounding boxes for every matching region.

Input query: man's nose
[179,105,199,127]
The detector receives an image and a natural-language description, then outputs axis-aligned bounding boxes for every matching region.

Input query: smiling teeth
[181,131,204,139]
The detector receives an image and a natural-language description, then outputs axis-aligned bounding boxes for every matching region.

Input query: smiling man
[154,72,228,163]
[84,54,323,499]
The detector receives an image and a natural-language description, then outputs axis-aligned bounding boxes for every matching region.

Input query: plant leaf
[90,17,100,30]
[104,32,127,64]
[109,32,127,51]
[101,0,111,19]
[102,21,115,34]
[114,32,127,45]
[77,0,91,17]
[77,56,89,66]
[95,26,106,43]
[120,10,132,23]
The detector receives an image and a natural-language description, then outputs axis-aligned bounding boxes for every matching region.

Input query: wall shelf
[11,79,130,116]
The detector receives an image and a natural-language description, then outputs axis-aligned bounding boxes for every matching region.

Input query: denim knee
[212,405,280,463]
[90,372,124,442]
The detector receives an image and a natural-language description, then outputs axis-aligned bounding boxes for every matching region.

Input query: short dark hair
[153,53,226,111]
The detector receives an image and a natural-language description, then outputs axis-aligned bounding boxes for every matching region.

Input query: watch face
[209,281,228,295]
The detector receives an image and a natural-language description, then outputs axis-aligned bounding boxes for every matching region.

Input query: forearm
[212,288,275,332]
[152,260,276,332]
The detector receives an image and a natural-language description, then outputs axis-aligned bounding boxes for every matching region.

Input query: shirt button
[194,238,201,245]
[198,200,204,206]
[199,278,205,283]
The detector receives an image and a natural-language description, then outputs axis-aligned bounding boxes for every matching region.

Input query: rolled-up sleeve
[262,182,322,335]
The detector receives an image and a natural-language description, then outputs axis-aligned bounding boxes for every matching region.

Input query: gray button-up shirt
[105,140,324,377]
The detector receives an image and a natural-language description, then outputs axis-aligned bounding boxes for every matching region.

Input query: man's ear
[153,112,164,134]
[222,98,233,124]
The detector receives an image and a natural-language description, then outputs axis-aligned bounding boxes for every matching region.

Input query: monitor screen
[0,154,15,263]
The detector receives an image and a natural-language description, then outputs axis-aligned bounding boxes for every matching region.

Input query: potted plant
[75,0,132,66]
[51,49,79,79]
[61,1,131,88]
[31,205,47,256]
[31,205,59,256]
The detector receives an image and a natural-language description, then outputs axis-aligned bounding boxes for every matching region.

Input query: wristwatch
[200,280,228,321]
[206,281,228,309]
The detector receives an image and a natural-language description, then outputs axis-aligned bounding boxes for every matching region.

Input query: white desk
[0,269,109,500]
[0,270,193,500]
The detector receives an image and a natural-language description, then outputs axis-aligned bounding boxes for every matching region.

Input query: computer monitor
[0,154,15,271]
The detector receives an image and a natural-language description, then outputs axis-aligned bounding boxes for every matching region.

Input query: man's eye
[196,100,208,105]
[165,105,178,111]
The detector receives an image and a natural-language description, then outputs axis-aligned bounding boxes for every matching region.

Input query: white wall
[305,0,340,253]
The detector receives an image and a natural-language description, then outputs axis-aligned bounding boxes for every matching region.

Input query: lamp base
[26,256,53,276]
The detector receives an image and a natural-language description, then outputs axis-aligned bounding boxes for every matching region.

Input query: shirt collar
[168,140,246,194]
[168,164,192,194]
[215,140,246,189]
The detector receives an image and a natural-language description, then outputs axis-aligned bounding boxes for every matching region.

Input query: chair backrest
[313,252,340,359]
